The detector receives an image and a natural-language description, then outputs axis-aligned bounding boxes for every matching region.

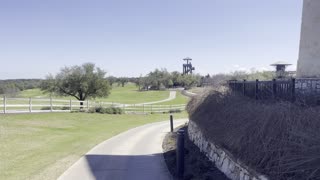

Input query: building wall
[297,0,320,77]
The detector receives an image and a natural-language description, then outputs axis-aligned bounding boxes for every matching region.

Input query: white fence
[0,96,186,114]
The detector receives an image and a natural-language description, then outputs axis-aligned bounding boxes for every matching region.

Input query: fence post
[291,78,296,102]
[3,96,6,114]
[50,96,53,112]
[272,79,277,99]
[255,79,259,100]
[242,79,246,96]
[170,115,174,132]
[123,104,125,113]
[29,97,32,113]
[177,129,185,179]
[143,104,145,113]
[86,100,89,111]
[69,99,72,112]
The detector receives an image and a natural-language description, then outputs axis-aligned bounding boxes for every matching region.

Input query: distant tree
[41,63,111,106]
[167,79,174,88]
[107,76,117,86]
[117,77,129,87]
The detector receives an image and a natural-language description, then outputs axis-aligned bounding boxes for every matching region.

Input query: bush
[88,107,96,113]
[89,106,123,114]
[169,109,182,113]
[187,88,320,180]
[40,106,70,110]
[40,106,51,110]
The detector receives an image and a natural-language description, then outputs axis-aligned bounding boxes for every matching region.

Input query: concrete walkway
[58,119,188,180]
[135,91,177,105]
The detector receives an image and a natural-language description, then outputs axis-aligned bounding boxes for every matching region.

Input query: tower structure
[297,0,320,77]
[182,57,195,75]
[270,61,292,79]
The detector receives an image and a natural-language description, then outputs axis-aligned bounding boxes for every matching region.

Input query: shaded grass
[0,112,188,180]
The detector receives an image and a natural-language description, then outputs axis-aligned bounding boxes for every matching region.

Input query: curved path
[135,91,177,105]
[58,119,188,180]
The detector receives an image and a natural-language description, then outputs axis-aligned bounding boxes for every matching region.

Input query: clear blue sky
[0,0,303,79]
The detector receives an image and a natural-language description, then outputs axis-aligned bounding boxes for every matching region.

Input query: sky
[0,0,303,79]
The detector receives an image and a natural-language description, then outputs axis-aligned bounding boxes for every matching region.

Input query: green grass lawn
[98,84,169,104]
[155,91,190,105]
[15,83,169,104]
[0,112,188,180]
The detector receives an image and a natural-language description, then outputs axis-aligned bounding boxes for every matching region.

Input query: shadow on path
[84,154,172,180]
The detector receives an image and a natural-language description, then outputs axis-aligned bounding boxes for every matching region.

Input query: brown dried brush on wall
[187,88,320,180]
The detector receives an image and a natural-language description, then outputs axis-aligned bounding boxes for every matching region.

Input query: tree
[106,76,117,86]
[41,63,111,107]
[117,77,129,87]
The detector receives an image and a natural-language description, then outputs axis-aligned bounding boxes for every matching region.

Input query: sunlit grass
[155,91,190,105]
[0,112,188,180]
[15,83,169,104]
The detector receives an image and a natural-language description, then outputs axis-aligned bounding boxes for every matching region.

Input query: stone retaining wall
[295,78,320,94]
[295,78,320,104]
[188,120,268,180]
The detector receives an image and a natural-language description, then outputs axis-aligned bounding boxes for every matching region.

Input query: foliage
[136,69,201,90]
[40,63,111,101]
[201,70,276,87]
[168,109,182,113]
[106,76,117,86]
[90,106,124,114]
[0,79,42,96]
[117,77,129,87]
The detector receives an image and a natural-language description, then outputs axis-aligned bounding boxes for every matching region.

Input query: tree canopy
[41,63,111,101]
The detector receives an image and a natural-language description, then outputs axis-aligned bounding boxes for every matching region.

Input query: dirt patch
[162,126,229,180]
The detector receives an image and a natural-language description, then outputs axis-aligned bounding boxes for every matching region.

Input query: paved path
[135,91,176,105]
[181,90,197,97]
[58,119,188,180]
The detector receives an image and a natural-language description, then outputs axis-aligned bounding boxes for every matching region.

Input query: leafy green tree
[117,77,129,87]
[167,79,174,88]
[41,63,111,106]
[107,76,117,86]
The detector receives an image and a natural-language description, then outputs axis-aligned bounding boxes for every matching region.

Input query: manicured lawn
[16,83,170,104]
[0,112,188,180]
[98,84,169,104]
[155,91,190,105]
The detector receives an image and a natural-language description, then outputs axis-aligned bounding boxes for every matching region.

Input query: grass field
[155,91,190,105]
[15,83,169,104]
[0,112,188,180]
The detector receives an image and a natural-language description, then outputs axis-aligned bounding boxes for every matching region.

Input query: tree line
[0,79,42,96]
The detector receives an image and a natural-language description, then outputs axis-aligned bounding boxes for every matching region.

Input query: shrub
[169,109,182,113]
[40,106,70,110]
[187,88,320,180]
[88,107,96,113]
[40,106,51,110]
[89,106,123,114]
[61,106,70,110]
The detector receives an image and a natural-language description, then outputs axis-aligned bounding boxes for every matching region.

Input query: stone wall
[295,78,320,104]
[188,120,268,180]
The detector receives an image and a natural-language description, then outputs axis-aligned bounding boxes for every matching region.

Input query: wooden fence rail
[0,97,186,114]
[229,78,296,102]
